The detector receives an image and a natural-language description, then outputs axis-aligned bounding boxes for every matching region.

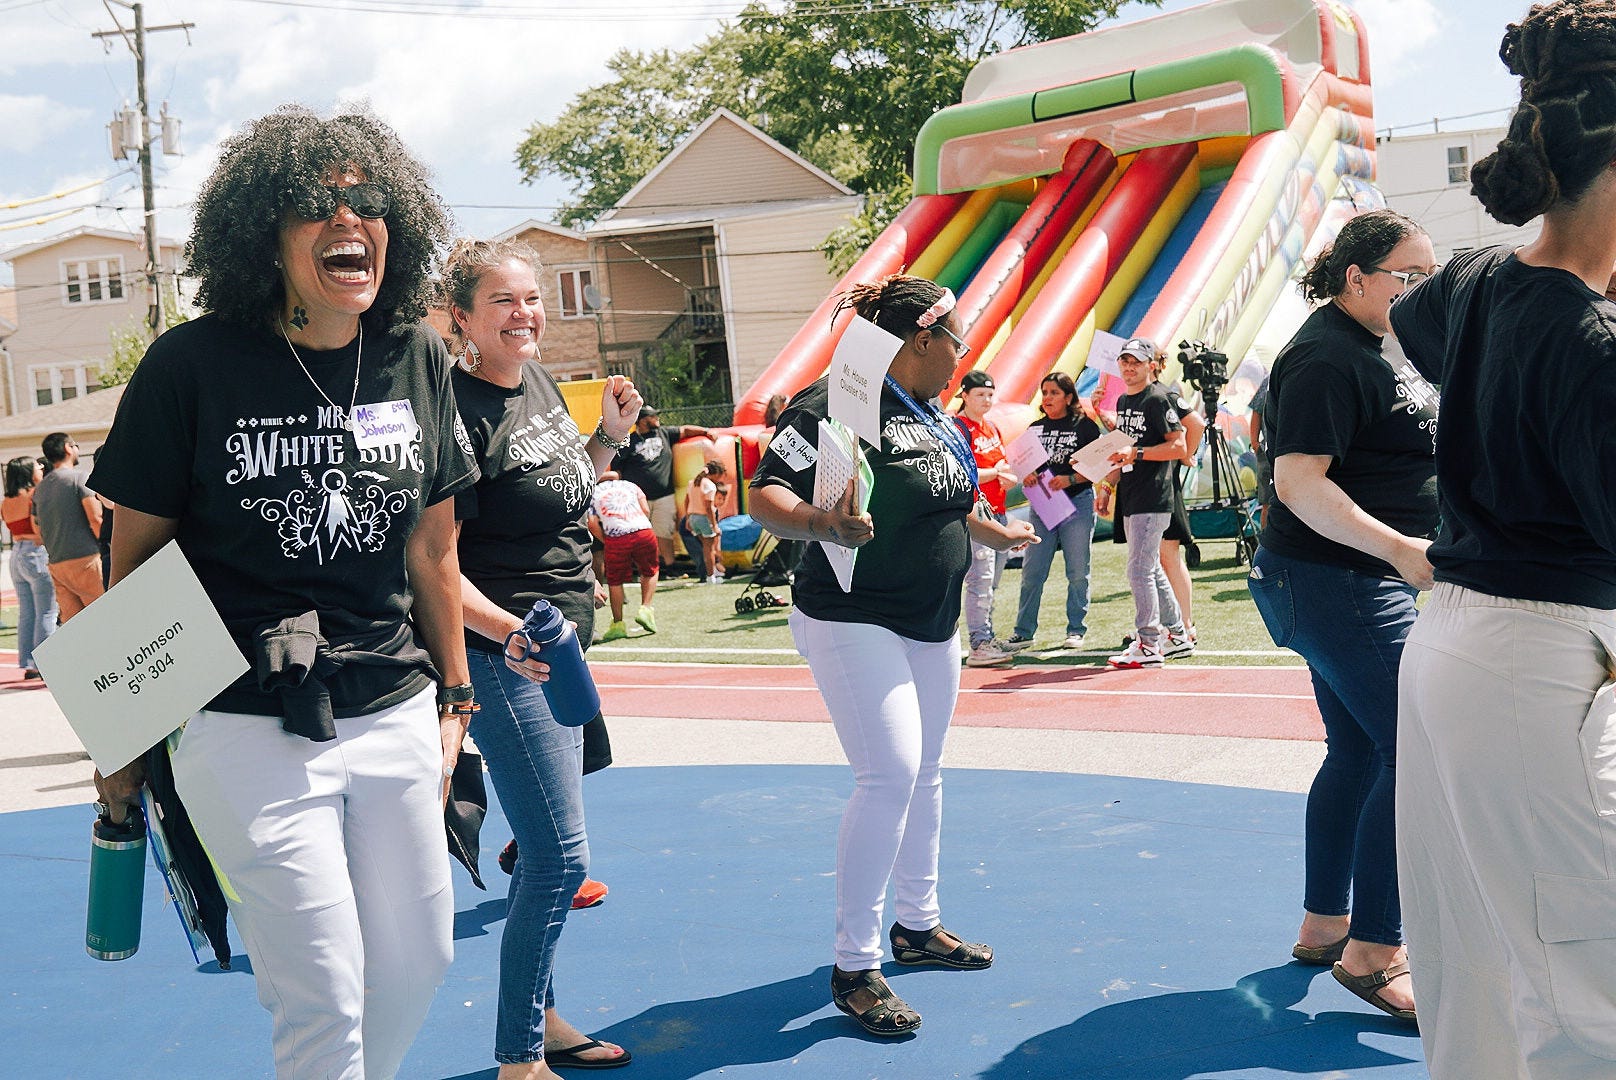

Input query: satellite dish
[582,284,606,311]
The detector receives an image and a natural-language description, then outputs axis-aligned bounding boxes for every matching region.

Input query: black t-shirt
[614,427,676,499]
[1026,412,1103,500]
[90,314,478,717]
[751,377,974,642]
[1262,301,1439,578]
[454,362,597,650]
[1391,246,1616,607]
[1114,382,1183,517]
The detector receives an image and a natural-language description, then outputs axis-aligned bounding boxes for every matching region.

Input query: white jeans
[1398,584,1616,1079]
[171,686,453,1080]
[790,609,961,971]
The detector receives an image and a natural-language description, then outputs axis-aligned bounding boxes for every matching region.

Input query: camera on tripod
[1177,340,1230,397]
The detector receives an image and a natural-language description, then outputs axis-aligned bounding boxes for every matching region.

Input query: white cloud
[1349,0,1443,84]
[0,95,93,154]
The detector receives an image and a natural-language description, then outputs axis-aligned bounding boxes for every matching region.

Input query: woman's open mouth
[321,240,372,283]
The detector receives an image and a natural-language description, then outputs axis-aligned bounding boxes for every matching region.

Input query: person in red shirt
[952,371,1021,666]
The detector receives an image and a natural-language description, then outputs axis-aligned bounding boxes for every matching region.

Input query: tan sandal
[1332,959,1417,1023]
[1291,934,1348,966]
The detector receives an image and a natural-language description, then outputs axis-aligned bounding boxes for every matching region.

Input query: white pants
[171,686,454,1080]
[1398,583,1616,1079]
[790,609,961,971]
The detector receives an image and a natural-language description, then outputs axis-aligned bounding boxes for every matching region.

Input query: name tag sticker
[768,426,818,472]
[351,399,420,450]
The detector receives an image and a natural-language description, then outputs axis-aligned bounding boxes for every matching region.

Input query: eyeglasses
[930,323,971,359]
[1367,265,1439,287]
[294,182,391,221]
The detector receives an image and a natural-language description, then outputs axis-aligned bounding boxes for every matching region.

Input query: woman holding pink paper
[1006,371,1103,652]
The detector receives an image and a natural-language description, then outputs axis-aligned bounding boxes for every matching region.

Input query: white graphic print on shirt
[884,414,973,498]
[510,400,594,515]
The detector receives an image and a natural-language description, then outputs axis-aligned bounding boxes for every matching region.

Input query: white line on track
[588,645,1299,659]
[595,681,1315,702]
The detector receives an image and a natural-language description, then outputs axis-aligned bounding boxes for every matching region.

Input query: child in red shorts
[589,471,661,640]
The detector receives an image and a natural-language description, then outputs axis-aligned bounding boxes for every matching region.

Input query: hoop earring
[462,338,482,373]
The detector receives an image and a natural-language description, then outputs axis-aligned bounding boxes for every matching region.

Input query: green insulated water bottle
[86,807,146,961]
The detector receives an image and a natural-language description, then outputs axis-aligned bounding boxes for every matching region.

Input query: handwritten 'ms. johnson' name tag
[351,399,420,451]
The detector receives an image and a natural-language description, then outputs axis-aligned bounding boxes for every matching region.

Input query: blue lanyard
[883,374,979,490]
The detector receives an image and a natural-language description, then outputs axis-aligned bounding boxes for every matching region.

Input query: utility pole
[93,3,192,340]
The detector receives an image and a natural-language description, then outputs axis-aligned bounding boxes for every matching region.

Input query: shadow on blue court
[0,766,1427,1079]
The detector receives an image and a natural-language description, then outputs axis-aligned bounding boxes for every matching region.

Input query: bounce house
[686,0,1380,526]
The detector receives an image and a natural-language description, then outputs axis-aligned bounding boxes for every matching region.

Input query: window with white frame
[61,256,126,305]
[557,268,593,319]
[31,363,101,407]
[1446,145,1470,186]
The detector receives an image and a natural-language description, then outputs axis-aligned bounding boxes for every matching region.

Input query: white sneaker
[1164,628,1196,658]
[1108,639,1165,668]
[706,573,724,585]
[1061,634,1086,651]
[966,641,1015,667]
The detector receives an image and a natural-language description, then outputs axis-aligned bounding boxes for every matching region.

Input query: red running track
[594,662,1323,743]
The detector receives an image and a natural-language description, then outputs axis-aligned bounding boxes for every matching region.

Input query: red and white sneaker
[1108,640,1165,668]
[1164,627,1197,658]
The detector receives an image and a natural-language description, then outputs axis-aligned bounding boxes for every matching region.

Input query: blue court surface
[1,765,1428,1078]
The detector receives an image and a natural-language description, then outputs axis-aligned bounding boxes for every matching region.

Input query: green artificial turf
[589,538,1301,668]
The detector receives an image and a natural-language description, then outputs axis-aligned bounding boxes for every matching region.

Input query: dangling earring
[462,338,482,373]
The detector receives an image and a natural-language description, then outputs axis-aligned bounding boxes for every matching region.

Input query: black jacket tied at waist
[253,612,435,742]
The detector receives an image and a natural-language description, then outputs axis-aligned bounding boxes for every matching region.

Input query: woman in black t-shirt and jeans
[751,274,1035,1038]
[1390,4,1616,1072]
[1247,208,1438,1025]
[443,237,639,1077]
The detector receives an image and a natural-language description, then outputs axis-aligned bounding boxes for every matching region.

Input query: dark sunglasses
[293,182,391,221]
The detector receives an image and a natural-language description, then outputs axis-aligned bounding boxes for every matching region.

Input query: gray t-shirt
[31,464,100,563]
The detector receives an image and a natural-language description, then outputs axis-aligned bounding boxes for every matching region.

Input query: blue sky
[0,0,1532,285]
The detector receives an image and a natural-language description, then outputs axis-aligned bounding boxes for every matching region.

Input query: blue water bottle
[86,806,146,961]
[503,600,601,728]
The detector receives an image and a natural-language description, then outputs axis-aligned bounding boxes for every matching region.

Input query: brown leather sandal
[1332,959,1418,1023]
[1291,934,1348,966]
[831,967,922,1037]
[889,922,994,970]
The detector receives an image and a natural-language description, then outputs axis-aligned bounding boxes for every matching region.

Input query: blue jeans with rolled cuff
[468,648,591,1064]
[1247,545,1417,947]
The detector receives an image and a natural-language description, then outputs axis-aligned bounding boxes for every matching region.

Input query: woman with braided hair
[1390,2,1616,1073]
[750,274,1036,1037]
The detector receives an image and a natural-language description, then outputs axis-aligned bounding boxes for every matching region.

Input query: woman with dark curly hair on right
[1246,207,1438,1025]
[1390,2,1616,1073]
[89,105,477,1078]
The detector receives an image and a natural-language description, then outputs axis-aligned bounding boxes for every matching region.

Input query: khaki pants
[48,553,104,622]
[1398,583,1616,1078]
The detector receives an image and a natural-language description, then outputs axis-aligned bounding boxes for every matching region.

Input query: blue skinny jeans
[1247,545,1417,947]
[1013,487,1096,640]
[468,648,592,1064]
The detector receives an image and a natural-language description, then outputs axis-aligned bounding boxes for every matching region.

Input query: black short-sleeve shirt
[90,314,479,717]
[1391,246,1616,606]
[751,378,974,642]
[453,362,597,649]
[1114,382,1183,517]
[1261,301,1439,578]
[614,427,677,499]
[1026,413,1103,500]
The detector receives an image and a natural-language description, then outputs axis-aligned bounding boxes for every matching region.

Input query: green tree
[516,0,1147,228]
[98,304,188,387]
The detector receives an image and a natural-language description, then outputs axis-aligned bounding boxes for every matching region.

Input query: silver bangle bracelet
[593,420,631,451]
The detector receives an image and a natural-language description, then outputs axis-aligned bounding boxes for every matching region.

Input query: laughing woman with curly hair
[90,105,477,1079]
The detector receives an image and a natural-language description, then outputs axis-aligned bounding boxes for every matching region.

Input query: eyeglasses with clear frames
[930,322,971,359]
[1368,265,1439,287]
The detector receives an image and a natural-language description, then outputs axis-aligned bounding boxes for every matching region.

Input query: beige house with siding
[586,108,861,401]
[0,227,183,419]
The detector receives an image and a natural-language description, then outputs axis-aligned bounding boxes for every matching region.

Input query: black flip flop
[546,1039,633,1070]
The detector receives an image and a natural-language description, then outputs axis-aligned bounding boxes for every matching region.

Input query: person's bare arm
[750,481,873,547]
[82,495,103,536]
[1274,453,1434,588]
[406,498,472,803]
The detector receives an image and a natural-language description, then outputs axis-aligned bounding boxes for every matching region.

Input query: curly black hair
[186,103,450,331]
[1471,0,1616,225]
[1298,209,1426,303]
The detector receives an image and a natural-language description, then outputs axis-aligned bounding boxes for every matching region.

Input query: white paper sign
[33,541,250,775]
[811,419,868,592]
[350,398,421,450]
[1004,427,1051,481]
[765,425,818,472]
[1086,330,1126,379]
[828,317,903,447]
[1070,429,1136,484]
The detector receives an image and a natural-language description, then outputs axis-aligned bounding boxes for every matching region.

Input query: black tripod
[1184,382,1259,567]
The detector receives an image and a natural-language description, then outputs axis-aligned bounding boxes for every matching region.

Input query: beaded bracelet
[593,420,631,451]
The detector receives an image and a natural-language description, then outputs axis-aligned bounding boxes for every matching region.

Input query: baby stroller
[734,532,801,614]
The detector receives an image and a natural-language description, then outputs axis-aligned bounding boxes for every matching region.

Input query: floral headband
[915,288,957,329]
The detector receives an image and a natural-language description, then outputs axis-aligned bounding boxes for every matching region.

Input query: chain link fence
[655,402,736,429]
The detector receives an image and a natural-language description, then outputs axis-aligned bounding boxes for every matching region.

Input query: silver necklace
[278,318,362,427]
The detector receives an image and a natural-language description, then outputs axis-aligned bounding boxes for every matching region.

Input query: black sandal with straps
[830,967,923,1037]
[889,922,994,970]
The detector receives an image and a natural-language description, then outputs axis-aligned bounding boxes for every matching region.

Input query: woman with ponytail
[1390,2,1616,1074]
[750,274,1036,1037]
